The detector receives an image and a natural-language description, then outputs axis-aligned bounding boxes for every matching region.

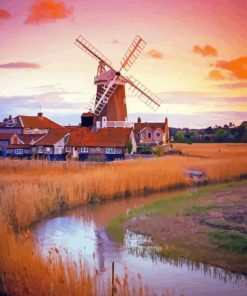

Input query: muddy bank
[109,180,247,274]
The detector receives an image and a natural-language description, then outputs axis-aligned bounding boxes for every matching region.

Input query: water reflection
[126,230,247,286]
[34,191,247,296]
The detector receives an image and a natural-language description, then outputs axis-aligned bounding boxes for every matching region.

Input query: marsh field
[0,143,247,295]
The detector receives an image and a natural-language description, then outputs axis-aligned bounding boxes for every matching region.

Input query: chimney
[9,115,12,120]
[137,117,141,123]
[38,112,43,117]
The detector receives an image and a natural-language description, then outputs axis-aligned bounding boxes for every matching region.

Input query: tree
[215,128,229,142]
[126,139,133,154]
[155,145,164,157]
[175,131,185,142]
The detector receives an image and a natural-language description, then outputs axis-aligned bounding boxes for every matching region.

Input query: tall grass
[0,144,247,295]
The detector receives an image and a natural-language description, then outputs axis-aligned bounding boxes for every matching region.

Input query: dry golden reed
[0,143,247,295]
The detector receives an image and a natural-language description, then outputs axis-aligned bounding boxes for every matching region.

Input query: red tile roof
[19,115,62,128]
[0,115,62,129]
[66,127,132,148]
[0,133,16,140]
[34,128,68,146]
[134,122,165,133]
[7,144,32,149]
[19,134,45,144]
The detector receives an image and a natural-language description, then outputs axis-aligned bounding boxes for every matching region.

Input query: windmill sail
[127,76,163,111]
[93,77,118,116]
[75,35,113,70]
[75,34,163,117]
[120,35,146,72]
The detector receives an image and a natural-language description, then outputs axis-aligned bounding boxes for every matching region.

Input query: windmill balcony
[104,121,134,128]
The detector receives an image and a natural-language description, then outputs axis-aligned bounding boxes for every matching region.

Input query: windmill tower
[75,35,163,128]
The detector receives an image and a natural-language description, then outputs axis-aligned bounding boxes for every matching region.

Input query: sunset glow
[0,0,246,127]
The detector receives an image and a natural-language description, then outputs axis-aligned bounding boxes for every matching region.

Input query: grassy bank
[107,180,247,274]
[1,144,247,295]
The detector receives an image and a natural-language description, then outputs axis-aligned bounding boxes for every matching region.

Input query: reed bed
[0,143,247,295]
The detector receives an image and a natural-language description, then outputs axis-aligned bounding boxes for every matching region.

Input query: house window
[106,147,115,154]
[96,147,101,152]
[81,147,89,153]
[156,133,160,137]
[37,147,43,153]
[15,149,23,155]
[148,133,152,138]
[46,147,51,153]
[57,146,62,154]
[65,146,70,152]
[6,123,15,127]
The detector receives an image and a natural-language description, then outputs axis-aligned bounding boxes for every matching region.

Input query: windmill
[75,35,163,128]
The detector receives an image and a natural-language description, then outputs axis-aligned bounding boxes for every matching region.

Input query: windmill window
[15,149,23,155]
[81,147,89,153]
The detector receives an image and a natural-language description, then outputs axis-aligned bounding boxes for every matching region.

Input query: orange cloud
[146,49,164,60]
[193,44,218,57]
[216,56,247,80]
[0,62,41,69]
[25,0,72,24]
[0,8,11,20]
[208,69,226,81]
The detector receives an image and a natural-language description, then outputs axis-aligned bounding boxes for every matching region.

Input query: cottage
[6,144,32,159]
[0,113,62,135]
[0,133,22,156]
[33,128,70,160]
[66,127,136,161]
[134,117,170,145]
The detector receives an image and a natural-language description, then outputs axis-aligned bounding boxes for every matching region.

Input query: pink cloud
[25,0,73,25]
[146,49,164,60]
[0,62,41,69]
[216,56,247,80]
[208,69,226,81]
[0,8,11,20]
[218,82,247,89]
[193,44,218,57]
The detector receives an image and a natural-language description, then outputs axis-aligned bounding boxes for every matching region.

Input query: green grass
[209,231,247,254]
[184,204,223,215]
[107,214,125,243]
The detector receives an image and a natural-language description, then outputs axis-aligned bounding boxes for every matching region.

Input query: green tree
[126,139,133,154]
[155,145,164,157]
[175,131,185,142]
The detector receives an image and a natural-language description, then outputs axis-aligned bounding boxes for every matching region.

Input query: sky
[0,0,246,128]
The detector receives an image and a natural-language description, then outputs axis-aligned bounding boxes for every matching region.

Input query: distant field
[1,143,247,295]
[174,143,247,159]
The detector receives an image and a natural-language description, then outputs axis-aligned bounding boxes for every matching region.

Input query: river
[33,190,247,295]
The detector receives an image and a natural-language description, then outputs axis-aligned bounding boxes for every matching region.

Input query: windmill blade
[93,77,118,116]
[120,35,146,72]
[75,35,114,70]
[127,76,163,111]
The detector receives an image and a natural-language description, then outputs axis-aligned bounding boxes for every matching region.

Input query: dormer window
[6,123,15,127]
